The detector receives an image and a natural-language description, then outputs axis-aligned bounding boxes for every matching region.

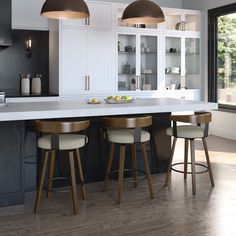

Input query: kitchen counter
[0,98,218,121]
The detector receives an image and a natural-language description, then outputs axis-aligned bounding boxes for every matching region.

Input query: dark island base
[0,113,171,207]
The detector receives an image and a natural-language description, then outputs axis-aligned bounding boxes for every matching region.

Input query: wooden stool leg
[117,145,125,204]
[184,139,189,180]
[104,143,115,192]
[75,149,86,200]
[34,151,49,213]
[202,138,215,187]
[141,143,154,199]
[164,137,177,187]
[190,140,196,195]
[47,150,56,199]
[69,151,78,215]
[131,144,138,188]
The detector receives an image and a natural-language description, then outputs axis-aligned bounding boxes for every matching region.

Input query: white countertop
[0,98,218,122]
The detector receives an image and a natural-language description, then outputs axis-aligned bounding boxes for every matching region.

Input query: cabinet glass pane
[165,37,181,89]
[140,36,158,90]
[117,7,158,29]
[118,34,136,91]
[185,14,200,31]
[165,12,182,30]
[185,38,200,89]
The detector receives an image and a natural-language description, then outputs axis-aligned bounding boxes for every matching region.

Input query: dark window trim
[208,3,236,112]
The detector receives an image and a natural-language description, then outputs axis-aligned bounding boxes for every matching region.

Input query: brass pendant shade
[41,0,90,20]
[121,0,165,24]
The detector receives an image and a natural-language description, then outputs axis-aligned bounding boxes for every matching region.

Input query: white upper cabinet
[163,8,200,33]
[61,29,88,96]
[114,4,162,30]
[49,2,202,101]
[87,30,112,93]
[61,2,112,29]
[12,0,48,30]
[60,28,112,96]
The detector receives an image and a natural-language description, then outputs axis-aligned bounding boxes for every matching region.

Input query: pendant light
[121,0,165,24]
[41,0,90,20]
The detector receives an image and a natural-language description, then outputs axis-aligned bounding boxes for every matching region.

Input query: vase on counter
[31,74,42,94]
[20,73,30,95]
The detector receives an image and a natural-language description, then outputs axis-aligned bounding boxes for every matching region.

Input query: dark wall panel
[0,30,49,94]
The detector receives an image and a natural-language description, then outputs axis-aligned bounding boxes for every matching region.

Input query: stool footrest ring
[171,162,209,174]
[48,184,84,193]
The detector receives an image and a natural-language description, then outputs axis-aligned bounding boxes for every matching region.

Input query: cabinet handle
[85,76,88,90]
[85,17,90,26]
[88,76,90,90]
[136,76,141,90]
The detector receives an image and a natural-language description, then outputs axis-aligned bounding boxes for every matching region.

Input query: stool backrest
[170,112,211,138]
[35,120,90,134]
[103,116,152,128]
[170,112,212,124]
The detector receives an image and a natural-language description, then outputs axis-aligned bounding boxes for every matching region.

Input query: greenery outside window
[208,3,236,111]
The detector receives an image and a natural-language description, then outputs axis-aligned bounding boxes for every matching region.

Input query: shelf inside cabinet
[141,51,157,54]
[186,52,199,55]
[165,72,180,75]
[118,51,135,54]
[141,73,157,75]
[165,52,181,55]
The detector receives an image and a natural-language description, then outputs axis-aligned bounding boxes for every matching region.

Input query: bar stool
[164,112,214,195]
[103,116,154,204]
[34,119,89,215]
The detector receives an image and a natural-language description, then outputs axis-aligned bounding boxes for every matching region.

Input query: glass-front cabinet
[165,36,181,90]
[164,36,200,90]
[185,38,200,89]
[117,33,158,92]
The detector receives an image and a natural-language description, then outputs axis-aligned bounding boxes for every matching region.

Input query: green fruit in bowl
[114,96,122,100]
[91,98,98,103]
[121,95,132,100]
[106,96,114,99]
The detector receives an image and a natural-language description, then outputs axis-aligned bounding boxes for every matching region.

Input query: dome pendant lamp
[41,0,90,20]
[121,0,165,24]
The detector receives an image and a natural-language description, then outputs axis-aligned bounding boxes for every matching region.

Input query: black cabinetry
[0,0,12,46]
[0,121,24,207]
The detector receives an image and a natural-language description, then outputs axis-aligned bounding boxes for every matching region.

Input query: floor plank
[0,135,236,236]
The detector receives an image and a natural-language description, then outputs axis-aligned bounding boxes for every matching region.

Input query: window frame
[208,3,236,112]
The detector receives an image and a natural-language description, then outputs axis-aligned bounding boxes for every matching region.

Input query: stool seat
[38,134,87,150]
[166,125,205,139]
[107,129,150,144]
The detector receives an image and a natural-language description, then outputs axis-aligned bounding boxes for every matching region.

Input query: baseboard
[210,126,236,141]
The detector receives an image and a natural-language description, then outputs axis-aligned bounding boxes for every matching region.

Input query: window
[208,3,236,111]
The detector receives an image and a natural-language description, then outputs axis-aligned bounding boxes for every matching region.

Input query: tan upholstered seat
[103,116,153,204]
[166,125,205,139]
[164,112,214,195]
[38,134,87,150]
[34,119,89,215]
[107,129,150,144]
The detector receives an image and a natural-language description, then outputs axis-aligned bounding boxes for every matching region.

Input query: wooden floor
[0,136,236,236]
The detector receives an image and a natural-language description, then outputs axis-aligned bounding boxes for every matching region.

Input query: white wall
[91,0,182,8]
[182,0,236,140]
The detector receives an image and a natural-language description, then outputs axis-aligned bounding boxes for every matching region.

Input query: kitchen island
[0,98,218,207]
